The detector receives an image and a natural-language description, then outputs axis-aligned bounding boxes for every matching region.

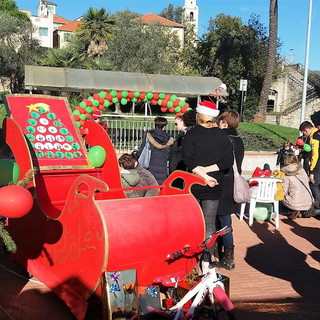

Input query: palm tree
[255,0,278,122]
[40,47,85,68]
[76,8,115,57]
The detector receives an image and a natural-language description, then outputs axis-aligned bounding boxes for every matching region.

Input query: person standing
[138,117,174,185]
[169,116,187,174]
[169,110,197,174]
[182,101,233,262]
[215,111,244,270]
[299,121,320,203]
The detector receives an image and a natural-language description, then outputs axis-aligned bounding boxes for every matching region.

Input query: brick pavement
[0,214,320,320]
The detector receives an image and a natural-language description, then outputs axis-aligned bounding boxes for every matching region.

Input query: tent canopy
[24,65,227,97]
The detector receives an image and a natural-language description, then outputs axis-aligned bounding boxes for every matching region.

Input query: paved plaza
[0,213,320,320]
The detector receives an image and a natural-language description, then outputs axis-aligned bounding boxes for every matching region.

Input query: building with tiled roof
[138,13,185,47]
[20,0,70,48]
[53,19,82,48]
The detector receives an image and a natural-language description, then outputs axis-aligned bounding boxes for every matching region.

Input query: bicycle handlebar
[165,227,231,261]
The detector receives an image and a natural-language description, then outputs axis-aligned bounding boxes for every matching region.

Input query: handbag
[233,156,251,203]
[138,137,151,169]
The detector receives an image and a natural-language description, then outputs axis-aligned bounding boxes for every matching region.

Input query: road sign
[239,79,248,91]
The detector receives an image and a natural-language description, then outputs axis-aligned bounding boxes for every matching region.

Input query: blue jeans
[217,215,234,248]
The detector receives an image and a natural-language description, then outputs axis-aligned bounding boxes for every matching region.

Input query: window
[267,99,275,112]
[189,12,194,21]
[39,27,48,36]
[47,5,53,12]
[63,32,73,42]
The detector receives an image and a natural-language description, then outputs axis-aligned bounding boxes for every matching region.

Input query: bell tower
[183,0,199,38]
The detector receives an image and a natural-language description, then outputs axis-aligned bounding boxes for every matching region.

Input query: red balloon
[139,93,146,100]
[153,93,159,100]
[128,91,134,99]
[296,138,305,146]
[181,105,189,113]
[151,99,158,105]
[176,112,182,116]
[86,100,93,107]
[91,106,98,112]
[74,115,80,121]
[98,98,105,105]
[0,185,33,218]
[173,100,180,107]
[161,100,168,107]
[169,107,175,113]
[116,92,122,99]
[106,94,113,101]
[160,107,168,113]
[79,120,86,127]
[75,106,81,111]
[98,105,105,111]
[93,93,100,100]
[79,107,86,114]
[85,112,92,119]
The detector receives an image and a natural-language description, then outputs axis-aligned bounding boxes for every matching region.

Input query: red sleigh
[3,95,206,319]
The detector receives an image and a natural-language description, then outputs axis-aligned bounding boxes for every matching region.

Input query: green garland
[0,221,16,253]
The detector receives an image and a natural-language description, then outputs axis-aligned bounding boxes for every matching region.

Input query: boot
[218,246,235,270]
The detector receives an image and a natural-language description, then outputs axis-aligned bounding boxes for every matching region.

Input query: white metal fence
[103,114,178,153]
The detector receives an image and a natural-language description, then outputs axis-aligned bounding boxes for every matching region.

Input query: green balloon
[88,146,106,167]
[121,98,128,105]
[146,92,153,100]
[187,107,192,111]
[174,106,181,113]
[170,95,178,102]
[88,96,94,101]
[79,114,86,121]
[132,98,137,103]
[76,121,81,128]
[92,100,99,107]
[122,91,128,98]
[167,101,173,108]
[110,90,117,97]
[79,101,87,108]
[179,100,186,107]
[303,144,312,152]
[0,160,20,186]
[159,93,166,99]
[134,91,140,98]
[112,97,119,103]
[104,100,110,108]
[158,99,163,106]
[99,91,106,99]
[86,107,93,113]
[73,110,80,116]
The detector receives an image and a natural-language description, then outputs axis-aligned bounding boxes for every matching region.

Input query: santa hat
[92,111,102,120]
[196,100,220,117]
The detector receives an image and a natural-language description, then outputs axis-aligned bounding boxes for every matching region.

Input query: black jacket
[217,127,245,215]
[182,125,233,200]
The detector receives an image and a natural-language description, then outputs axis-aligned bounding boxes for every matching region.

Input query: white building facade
[183,0,199,38]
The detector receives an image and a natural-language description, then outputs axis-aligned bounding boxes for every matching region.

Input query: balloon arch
[72,90,191,128]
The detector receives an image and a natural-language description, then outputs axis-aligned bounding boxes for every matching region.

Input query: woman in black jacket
[182,101,233,265]
[138,117,174,185]
[216,111,244,270]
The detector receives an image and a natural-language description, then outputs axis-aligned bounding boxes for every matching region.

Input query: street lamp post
[301,0,313,123]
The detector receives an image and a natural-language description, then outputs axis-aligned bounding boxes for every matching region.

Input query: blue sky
[16,0,320,70]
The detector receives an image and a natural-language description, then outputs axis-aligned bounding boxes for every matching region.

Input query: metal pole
[301,0,313,123]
